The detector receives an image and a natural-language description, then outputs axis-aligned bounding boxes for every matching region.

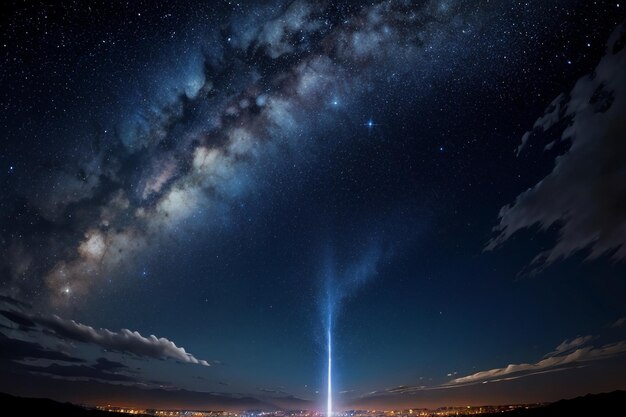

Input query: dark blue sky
[1,0,626,410]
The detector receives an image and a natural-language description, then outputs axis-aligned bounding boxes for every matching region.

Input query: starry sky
[1,0,626,411]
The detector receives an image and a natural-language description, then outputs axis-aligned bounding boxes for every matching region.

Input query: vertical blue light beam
[327,308,332,417]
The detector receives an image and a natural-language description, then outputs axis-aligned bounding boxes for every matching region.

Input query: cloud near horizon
[449,341,626,386]
[361,328,626,398]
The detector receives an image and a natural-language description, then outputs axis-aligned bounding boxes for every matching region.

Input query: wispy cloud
[544,335,594,357]
[612,317,626,328]
[21,362,137,383]
[449,340,626,385]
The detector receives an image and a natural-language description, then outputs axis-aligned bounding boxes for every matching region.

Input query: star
[364,119,377,128]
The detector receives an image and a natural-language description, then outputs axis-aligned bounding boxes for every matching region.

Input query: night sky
[1,0,626,411]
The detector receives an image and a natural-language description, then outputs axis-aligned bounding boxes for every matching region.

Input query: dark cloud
[0,309,36,329]
[21,362,136,383]
[488,25,626,266]
[265,394,312,409]
[0,333,84,363]
[258,387,288,395]
[92,357,129,372]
